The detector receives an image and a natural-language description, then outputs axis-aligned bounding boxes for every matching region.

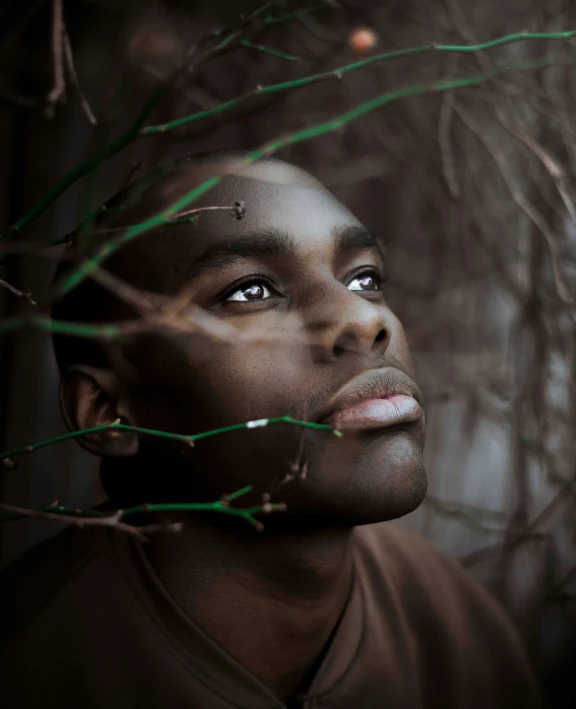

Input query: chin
[276,427,428,527]
[356,461,428,525]
[340,425,427,523]
[333,462,427,526]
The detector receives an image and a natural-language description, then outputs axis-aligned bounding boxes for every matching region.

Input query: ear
[59,364,139,458]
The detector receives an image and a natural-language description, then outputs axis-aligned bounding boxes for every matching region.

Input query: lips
[319,367,424,431]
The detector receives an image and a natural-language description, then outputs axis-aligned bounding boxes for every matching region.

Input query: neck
[140,512,355,701]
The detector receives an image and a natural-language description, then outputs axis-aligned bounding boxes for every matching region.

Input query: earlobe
[59,364,139,458]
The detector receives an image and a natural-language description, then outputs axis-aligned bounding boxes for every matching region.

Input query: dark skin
[59,157,427,701]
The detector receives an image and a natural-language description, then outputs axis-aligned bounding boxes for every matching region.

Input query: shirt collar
[101,526,365,709]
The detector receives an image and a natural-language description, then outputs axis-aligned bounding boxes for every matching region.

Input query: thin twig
[62,25,97,125]
[0,414,341,462]
[0,310,244,343]
[83,265,252,345]
[0,296,398,355]
[172,202,246,221]
[495,104,576,224]
[0,278,37,306]
[269,403,310,490]
[46,0,65,117]
[453,98,573,305]
[424,494,510,536]
[240,39,300,61]
[0,239,80,265]
[0,485,288,536]
[438,55,460,199]
[0,502,176,541]
[85,266,169,313]
[57,200,243,248]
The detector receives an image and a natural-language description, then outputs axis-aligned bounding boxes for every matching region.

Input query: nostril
[333,332,354,357]
[374,329,386,344]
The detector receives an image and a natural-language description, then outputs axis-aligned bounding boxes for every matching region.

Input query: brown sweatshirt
[0,520,542,708]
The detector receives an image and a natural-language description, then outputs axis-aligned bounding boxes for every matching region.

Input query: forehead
[112,159,365,290]
[161,159,362,247]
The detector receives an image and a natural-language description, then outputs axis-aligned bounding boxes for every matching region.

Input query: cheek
[123,331,308,431]
[197,340,313,423]
[122,332,318,498]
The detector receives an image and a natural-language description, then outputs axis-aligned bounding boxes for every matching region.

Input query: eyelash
[220,267,387,304]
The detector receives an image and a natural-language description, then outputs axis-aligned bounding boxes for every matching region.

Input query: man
[0,150,542,708]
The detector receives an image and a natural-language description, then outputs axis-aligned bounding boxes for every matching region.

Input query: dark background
[1,0,575,705]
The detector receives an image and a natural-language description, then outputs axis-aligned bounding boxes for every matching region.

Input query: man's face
[116,158,427,525]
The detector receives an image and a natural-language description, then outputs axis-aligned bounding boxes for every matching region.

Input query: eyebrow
[184,225,381,280]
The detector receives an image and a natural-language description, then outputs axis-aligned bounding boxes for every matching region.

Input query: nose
[305,284,392,364]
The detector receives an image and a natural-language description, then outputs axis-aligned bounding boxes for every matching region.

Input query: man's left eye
[347,270,382,292]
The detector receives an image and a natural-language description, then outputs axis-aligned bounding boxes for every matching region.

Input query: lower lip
[325,394,423,431]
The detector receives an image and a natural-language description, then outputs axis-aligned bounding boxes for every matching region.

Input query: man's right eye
[223,279,277,303]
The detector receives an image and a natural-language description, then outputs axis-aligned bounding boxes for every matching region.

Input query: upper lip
[318,367,425,423]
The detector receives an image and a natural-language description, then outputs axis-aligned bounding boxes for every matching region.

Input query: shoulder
[354,522,543,706]
[0,526,99,650]
[355,521,503,620]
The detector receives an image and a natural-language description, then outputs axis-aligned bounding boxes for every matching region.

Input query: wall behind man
[1,0,574,699]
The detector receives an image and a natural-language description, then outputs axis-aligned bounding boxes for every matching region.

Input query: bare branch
[0,486,289,537]
[45,0,65,117]
[0,415,339,463]
[495,104,576,223]
[0,502,179,542]
[453,98,573,305]
[0,278,37,306]
[56,59,553,297]
[438,55,460,199]
[62,25,97,125]
[3,28,574,238]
